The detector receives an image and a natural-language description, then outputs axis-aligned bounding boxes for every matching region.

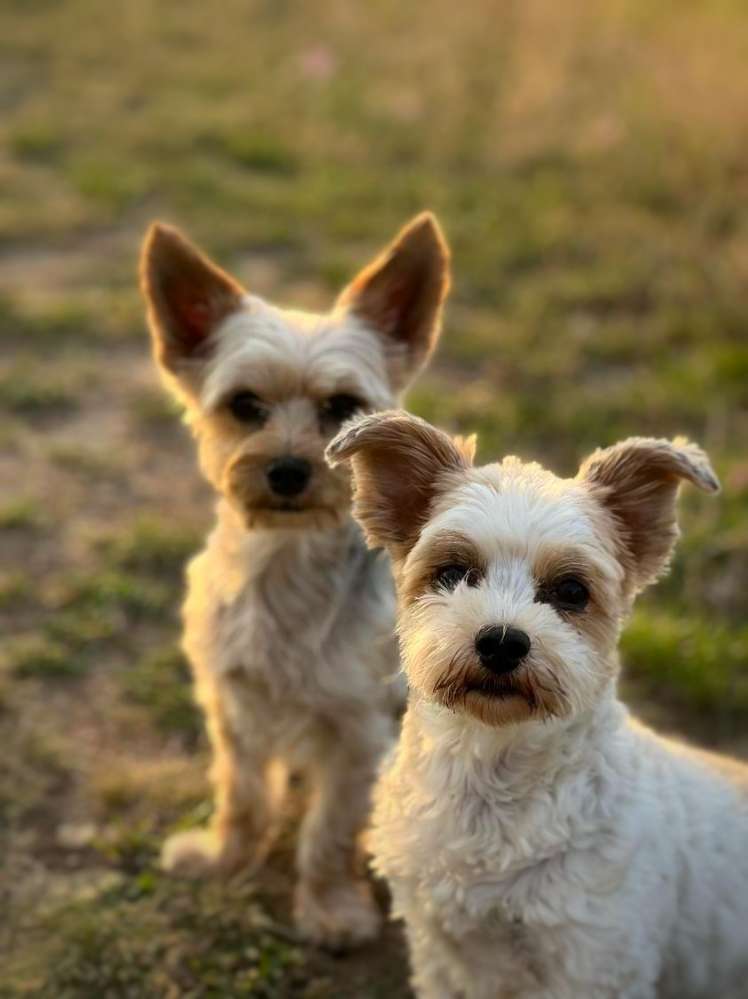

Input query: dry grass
[1,1,747,994]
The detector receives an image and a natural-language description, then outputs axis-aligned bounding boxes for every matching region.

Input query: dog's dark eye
[434,564,480,592]
[227,391,266,425]
[550,576,590,612]
[321,394,364,424]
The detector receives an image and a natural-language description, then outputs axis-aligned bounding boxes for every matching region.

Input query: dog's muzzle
[265,456,312,498]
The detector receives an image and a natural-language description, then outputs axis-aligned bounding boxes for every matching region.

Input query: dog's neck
[405,681,627,798]
[210,498,366,587]
[215,496,357,546]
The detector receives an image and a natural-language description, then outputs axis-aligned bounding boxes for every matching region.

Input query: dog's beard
[241,504,347,530]
[431,648,570,727]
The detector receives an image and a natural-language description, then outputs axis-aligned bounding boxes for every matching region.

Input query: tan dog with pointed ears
[139,215,449,947]
[328,411,748,997]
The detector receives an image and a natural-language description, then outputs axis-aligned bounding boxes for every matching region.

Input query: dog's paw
[161,827,270,879]
[294,878,382,951]
[161,829,235,878]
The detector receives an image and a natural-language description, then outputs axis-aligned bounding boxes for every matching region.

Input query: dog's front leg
[162,689,283,878]
[293,716,388,948]
[405,914,466,999]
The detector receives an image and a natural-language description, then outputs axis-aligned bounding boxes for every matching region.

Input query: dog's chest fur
[373,700,748,998]
[183,504,399,728]
[372,704,631,986]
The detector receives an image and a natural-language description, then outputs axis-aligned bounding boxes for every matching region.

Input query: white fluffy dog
[328,411,748,998]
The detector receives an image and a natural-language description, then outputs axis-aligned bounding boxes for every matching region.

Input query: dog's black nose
[475,626,531,675]
[266,456,312,498]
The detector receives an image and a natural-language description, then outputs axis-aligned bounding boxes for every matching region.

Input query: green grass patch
[5,634,84,680]
[0,369,77,417]
[8,566,177,684]
[200,129,300,175]
[0,571,31,609]
[54,569,172,622]
[130,387,184,431]
[67,156,151,214]
[621,608,748,717]
[97,823,161,876]
[9,120,66,164]
[0,498,44,531]
[3,877,303,998]
[0,291,138,347]
[48,442,126,481]
[99,517,201,579]
[122,645,201,742]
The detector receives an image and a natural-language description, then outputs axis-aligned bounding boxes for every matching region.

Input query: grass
[130,387,184,430]
[57,569,172,620]
[2,566,171,682]
[100,516,200,570]
[6,634,84,680]
[121,645,201,743]
[47,442,126,482]
[5,877,305,998]
[0,0,746,994]
[1,520,202,691]
[0,498,44,531]
[0,571,31,609]
[0,295,96,344]
[622,607,748,728]
[0,369,78,417]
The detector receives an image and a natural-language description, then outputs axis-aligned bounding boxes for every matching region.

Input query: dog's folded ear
[579,436,719,591]
[336,213,450,389]
[326,410,472,558]
[140,223,245,374]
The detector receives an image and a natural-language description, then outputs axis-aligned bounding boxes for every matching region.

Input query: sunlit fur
[330,412,748,998]
[140,217,448,949]
[192,302,393,530]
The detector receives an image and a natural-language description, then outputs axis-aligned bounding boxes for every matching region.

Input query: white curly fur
[336,415,748,997]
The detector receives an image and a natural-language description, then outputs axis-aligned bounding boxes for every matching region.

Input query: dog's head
[328,412,718,727]
[139,215,449,529]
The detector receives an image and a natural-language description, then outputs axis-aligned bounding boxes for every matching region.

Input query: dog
[138,214,450,948]
[327,410,748,997]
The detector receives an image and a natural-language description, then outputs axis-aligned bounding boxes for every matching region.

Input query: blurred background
[1,1,746,995]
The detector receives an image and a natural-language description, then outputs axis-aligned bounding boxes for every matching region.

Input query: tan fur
[216,406,351,530]
[400,530,486,607]
[579,435,719,593]
[532,541,623,654]
[336,212,450,388]
[140,223,244,379]
[140,217,450,949]
[327,410,471,559]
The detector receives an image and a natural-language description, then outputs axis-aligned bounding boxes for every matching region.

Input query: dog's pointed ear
[579,436,719,591]
[336,213,450,389]
[326,410,472,558]
[140,223,245,373]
